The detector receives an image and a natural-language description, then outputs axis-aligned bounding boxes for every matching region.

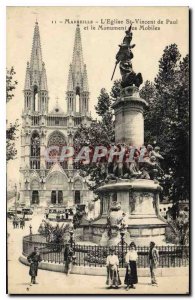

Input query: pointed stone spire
[24,62,31,90]
[23,21,49,114]
[72,24,84,77]
[66,24,89,114]
[67,64,73,91]
[30,21,43,72]
[83,64,89,91]
[41,62,48,91]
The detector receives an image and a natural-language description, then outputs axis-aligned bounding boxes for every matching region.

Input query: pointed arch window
[33,85,38,111]
[76,86,80,112]
[30,132,40,169]
[47,131,67,169]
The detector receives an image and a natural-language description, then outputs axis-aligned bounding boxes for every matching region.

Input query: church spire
[30,21,43,72]
[66,24,89,115]
[72,24,84,77]
[24,21,49,114]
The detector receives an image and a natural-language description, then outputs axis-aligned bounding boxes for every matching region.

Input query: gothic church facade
[20,22,93,207]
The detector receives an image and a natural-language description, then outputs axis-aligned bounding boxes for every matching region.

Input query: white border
[2,1,194,299]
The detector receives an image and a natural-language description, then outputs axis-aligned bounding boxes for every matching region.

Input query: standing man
[148,241,159,286]
[64,243,74,275]
[27,247,42,285]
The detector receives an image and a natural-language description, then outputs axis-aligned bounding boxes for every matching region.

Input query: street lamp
[69,230,74,247]
[120,229,126,268]
[29,224,32,240]
[29,224,32,239]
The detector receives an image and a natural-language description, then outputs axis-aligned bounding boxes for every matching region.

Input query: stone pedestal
[86,179,167,246]
[112,86,147,147]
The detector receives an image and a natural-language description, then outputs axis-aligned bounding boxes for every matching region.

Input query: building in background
[19,22,93,208]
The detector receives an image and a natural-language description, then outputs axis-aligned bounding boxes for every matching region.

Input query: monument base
[81,179,168,246]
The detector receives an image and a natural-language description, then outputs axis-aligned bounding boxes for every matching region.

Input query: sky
[6,6,189,183]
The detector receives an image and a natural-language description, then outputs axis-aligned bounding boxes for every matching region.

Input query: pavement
[7,211,190,295]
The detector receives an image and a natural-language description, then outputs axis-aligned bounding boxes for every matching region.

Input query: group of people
[27,242,75,285]
[26,241,159,290]
[12,216,25,229]
[106,241,159,290]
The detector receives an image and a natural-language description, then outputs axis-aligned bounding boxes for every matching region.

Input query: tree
[140,44,189,203]
[6,67,18,103]
[6,121,19,162]
[6,67,19,162]
[95,88,114,143]
[110,79,121,100]
[140,80,157,143]
[74,88,114,192]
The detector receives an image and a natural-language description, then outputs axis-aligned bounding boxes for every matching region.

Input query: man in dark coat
[27,247,42,285]
[64,243,74,275]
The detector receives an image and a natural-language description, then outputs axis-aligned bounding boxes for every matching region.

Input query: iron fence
[22,234,189,268]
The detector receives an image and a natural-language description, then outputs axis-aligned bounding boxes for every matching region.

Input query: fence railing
[22,235,189,268]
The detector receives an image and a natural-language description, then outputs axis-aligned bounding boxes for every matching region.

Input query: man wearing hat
[106,248,121,288]
[148,241,159,286]
[27,247,42,285]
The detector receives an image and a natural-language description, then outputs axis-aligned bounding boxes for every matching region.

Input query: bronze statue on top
[111,26,143,89]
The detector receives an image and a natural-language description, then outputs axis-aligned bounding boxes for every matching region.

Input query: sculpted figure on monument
[104,143,164,182]
[122,25,135,48]
[151,146,164,162]
[112,25,143,89]
[140,155,163,180]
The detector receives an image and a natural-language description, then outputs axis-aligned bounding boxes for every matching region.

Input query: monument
[81,26,167,246]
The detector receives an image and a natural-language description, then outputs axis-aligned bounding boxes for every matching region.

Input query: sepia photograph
[6,6,190,295]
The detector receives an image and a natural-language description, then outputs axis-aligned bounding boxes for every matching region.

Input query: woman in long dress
[106,248,121,289]
[124,242,138,290]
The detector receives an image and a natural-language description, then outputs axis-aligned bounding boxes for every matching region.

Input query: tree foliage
[74,88,114,193]
[140,44,189,203]
[6,67,19,162]
[6,67,18,103]
[6,120,19,162]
